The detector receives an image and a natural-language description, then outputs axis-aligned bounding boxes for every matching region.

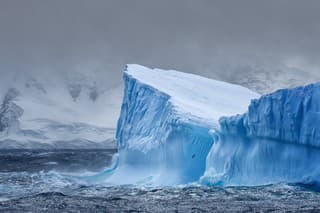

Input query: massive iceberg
[109,64,259,185]
[110,64,320,186]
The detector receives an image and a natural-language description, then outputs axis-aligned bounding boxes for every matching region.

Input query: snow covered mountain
[107,64,320,187]
[0,71,122,149]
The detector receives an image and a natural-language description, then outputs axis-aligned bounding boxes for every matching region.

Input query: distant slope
[0,71,122,149]
[209,65,319,94]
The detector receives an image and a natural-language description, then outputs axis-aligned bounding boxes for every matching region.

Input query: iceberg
[110,64,259,185]
[111,64,320,187]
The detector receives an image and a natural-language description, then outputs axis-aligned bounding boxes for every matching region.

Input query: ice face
[110,64,258,185]
[111,64,320,187]
[221,83,320,147]
[202,83,320,186]
[201,134,320,186]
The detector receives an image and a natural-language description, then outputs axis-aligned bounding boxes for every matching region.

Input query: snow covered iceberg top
[111,64,259,184]
[125,64,260,128]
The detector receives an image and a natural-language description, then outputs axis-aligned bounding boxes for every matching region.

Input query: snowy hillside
[0,71,122,149]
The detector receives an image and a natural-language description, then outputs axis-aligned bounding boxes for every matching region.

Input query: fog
[0,0,320,91]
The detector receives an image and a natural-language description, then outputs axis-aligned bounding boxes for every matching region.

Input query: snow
[125,64,259,128]
[108,64,259,185]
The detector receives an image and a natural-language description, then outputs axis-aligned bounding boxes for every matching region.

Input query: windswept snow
[125,64,259,128]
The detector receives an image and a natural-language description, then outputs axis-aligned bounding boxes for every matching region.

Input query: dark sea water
[0,149,320,212]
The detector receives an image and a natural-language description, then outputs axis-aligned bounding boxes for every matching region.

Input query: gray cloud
[0,0,320,86]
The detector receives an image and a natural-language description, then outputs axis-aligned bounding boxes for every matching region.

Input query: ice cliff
[112,64,320,186]
[110,65,259,185]
[203,83,320,186]
[220,83,320,146]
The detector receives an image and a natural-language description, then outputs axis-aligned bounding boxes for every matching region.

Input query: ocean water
[0,149,320,212]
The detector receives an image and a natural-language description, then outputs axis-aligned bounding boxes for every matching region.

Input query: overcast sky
[0,0,320,86]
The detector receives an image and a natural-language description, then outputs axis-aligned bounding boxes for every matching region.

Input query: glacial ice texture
[112,65,320,187]
[203,83,320,186]
[112,65,258,185]
[221,83,320,147]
